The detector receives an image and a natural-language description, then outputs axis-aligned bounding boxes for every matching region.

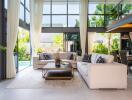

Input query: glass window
[52,2,67,14]
[26,10,30,24]
[21,0,24,4]
[68,2,79,14]
[105,15,116,26]
[43,2,50,14]
[122,3,132,15]
[68,15,79,27]
[26,0,30,10]
[4,0,8,9]
[88,15,104,27]
[42,15,51,27]
[89,3,104,14]
[20,4,24,21]
[105,4,116,14]
[52,15,67,27]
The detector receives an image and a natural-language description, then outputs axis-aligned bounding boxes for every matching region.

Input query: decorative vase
[55,53,61,68]
[55,58,61,68]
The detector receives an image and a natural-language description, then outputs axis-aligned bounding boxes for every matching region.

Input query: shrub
[93,43,108,54]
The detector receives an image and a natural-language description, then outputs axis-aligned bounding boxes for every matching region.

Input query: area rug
[7,67,87,90]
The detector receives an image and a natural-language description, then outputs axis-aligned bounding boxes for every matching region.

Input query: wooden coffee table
[42,62,74,80]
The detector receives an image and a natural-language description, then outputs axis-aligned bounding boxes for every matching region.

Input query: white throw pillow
[91,53,98,63]
[97,54,114,63]
[102,54,114,63]
[91,53,114,63]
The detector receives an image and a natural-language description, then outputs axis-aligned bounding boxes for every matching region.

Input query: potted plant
[35,47,44,54]
[0,44,6,52]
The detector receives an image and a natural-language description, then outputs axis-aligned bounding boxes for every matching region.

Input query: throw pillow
[44,54,52,60]
[39,53,52,60]
[96,56,105,63]
[39,53,45,60]
[82,54,91,63]
[68,54,74,60]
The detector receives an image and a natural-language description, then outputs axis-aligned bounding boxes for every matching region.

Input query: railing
[106,0,132,26]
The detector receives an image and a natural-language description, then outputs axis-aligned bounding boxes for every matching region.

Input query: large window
[68,2,79,14]
[88,2,118,27]
[19,0,30,24]
[42,0,80,27]
[42,15,51,27]
[42,0,131,28]
[43,2,50,14]
[52,15,67,27]
[4,0,30,24]
[68,15,79,27]
[25,0,30,11]
[26,10,30,24]
[40,33,64,52]
[4,0,8,9]
[88,3,105,27]
[89,15,104,27]
[20,4,24,21]
[52,2,67,14]
[68,1,79,27]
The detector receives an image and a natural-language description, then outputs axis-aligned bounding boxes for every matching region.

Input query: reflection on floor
[0,67,132,100]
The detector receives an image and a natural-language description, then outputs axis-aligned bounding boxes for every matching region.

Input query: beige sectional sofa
[77,53,127,89]
[33,52,77,69]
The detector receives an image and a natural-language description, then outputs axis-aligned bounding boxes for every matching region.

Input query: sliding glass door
[15,27,31,72]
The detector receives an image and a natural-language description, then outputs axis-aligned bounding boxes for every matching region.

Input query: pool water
[18,61,31,71]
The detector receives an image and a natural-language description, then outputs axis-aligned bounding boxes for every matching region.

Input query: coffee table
[42,62,74,80]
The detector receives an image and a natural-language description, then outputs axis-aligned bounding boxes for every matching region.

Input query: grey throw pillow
[39,53,45,60]
[68,54,74,60]
[39,53,52,60]
[96,56,105,63]
[82,54,91,63]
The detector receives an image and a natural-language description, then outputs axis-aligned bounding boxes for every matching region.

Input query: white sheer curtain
[30,0,43,56]
[6,0,20,78]
[80,0,88,56]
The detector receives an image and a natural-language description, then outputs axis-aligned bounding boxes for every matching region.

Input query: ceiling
[107,14,132,32]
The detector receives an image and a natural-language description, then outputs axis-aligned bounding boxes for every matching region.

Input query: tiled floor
[0,67,132,100]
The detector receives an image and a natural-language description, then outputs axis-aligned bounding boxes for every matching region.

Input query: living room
[0,0,132,100]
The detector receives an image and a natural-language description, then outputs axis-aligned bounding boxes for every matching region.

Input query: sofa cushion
[37,60,54,65]
[59,52,73,59]
[96,56,105,63]
[82,54,91,63]
[77,62,89,76]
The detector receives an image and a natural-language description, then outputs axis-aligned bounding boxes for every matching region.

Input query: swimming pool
[18,61,31,71]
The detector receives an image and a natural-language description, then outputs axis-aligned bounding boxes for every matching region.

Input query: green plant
[14,27,31,61]
[18,45,30,61]
[93,43,108,54]
[111,38,120,53]
[35,48,44,54]
[0,44,6,52]
[53,34,63,50]
[75,19,80,27]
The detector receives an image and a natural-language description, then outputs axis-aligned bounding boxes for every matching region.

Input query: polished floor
[0,67,132,100]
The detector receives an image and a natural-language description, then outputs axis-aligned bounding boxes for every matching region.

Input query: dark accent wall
[42,27,106,33]
[0,0,6,80]
[19,19,30,31]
